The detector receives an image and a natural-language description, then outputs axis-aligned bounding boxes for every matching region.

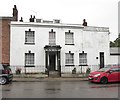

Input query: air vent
[36,19,42,23]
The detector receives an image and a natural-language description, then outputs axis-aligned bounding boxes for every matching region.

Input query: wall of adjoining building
[0,18,11,65]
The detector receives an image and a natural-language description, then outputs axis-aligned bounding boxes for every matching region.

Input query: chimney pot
[14,5,17,9]
[82,19,87,26]
[29,15,35,22]
[19,17,23,22]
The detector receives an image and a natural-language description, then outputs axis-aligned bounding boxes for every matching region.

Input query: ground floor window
[25,52,34,67]
[65,53,74,65]
[79,53,87,65]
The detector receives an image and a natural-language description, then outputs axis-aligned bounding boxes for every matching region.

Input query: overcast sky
[0,0,119,41]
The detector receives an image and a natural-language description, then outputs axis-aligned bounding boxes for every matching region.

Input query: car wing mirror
[106,70,112,74]
[109,70,113,74]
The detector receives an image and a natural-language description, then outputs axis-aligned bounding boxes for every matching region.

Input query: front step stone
[49,71,60,77]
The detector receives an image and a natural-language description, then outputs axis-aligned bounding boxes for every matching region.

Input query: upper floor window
[65,30,74,45]
[25,29,35,44]
[49,29,56,45]
[25,51,35,67]
[79,52,87,65]
[65,53,74,65]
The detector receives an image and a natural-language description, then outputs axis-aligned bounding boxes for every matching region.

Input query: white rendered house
[10,18,110,76]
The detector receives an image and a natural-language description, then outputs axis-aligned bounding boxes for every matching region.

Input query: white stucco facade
[10,21,110,74]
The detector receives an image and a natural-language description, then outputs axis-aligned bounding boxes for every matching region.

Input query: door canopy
[44,45,61,52]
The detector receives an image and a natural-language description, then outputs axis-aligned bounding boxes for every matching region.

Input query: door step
[49,71,60,77]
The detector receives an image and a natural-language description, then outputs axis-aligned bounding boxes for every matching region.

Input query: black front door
[49,54,56,71]
[100,52,104,69]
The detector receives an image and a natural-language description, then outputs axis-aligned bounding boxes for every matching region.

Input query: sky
[0,0,119,41]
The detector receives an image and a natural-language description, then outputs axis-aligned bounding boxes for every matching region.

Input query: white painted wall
[10,22,110,73]
[109,55,119,65]
[82,31,110,65]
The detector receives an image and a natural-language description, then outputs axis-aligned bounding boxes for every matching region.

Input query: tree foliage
[110,33,120,47]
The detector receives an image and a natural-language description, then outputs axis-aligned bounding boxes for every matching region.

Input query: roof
[0,16,13,20]
[10,21,109,32]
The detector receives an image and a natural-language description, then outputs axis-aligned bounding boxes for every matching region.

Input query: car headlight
[94,74,100,77]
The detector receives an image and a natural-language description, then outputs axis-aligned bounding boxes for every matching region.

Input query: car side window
[0,64,4,70]
[118,68,120,72]
[110,68,119,72]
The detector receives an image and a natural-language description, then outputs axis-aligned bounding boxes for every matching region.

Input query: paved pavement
[13,73,88,82]
[13,77,88,82]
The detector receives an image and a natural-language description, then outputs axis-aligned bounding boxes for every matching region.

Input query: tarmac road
[2,81,120,98]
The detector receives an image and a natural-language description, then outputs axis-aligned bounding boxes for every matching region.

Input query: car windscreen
[97,67,111,72]
[0,64,3,74]
[0,64,3,70]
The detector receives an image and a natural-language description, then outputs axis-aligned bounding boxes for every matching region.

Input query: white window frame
[65,30,74,45]
[25,53,35,67]
[79,53,87,65]
[25,29,35,44]
[65,53,74,65]
[49,29,56,45]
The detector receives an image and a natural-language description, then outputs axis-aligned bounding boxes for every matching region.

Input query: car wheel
[100,77,108,84]
[0,77,8,85]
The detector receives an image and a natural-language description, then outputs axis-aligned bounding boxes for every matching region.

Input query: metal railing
[10,64,119,74]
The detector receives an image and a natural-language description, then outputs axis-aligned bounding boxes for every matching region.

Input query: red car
[88,66,120,84]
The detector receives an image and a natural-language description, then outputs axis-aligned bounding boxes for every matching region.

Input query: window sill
[65,44,74,45]
[25,43,35,45]
[65,65,75,66]
[110,53,120,55]
[25,65,35,67]
[79,65,88,66]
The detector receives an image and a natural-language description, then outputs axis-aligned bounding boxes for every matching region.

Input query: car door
[107,68,119,82]
[118,67,120,81]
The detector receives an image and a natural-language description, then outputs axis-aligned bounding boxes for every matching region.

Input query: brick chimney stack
[29,15,35,22]
[82,19,87,26]
[12,5,18,21]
